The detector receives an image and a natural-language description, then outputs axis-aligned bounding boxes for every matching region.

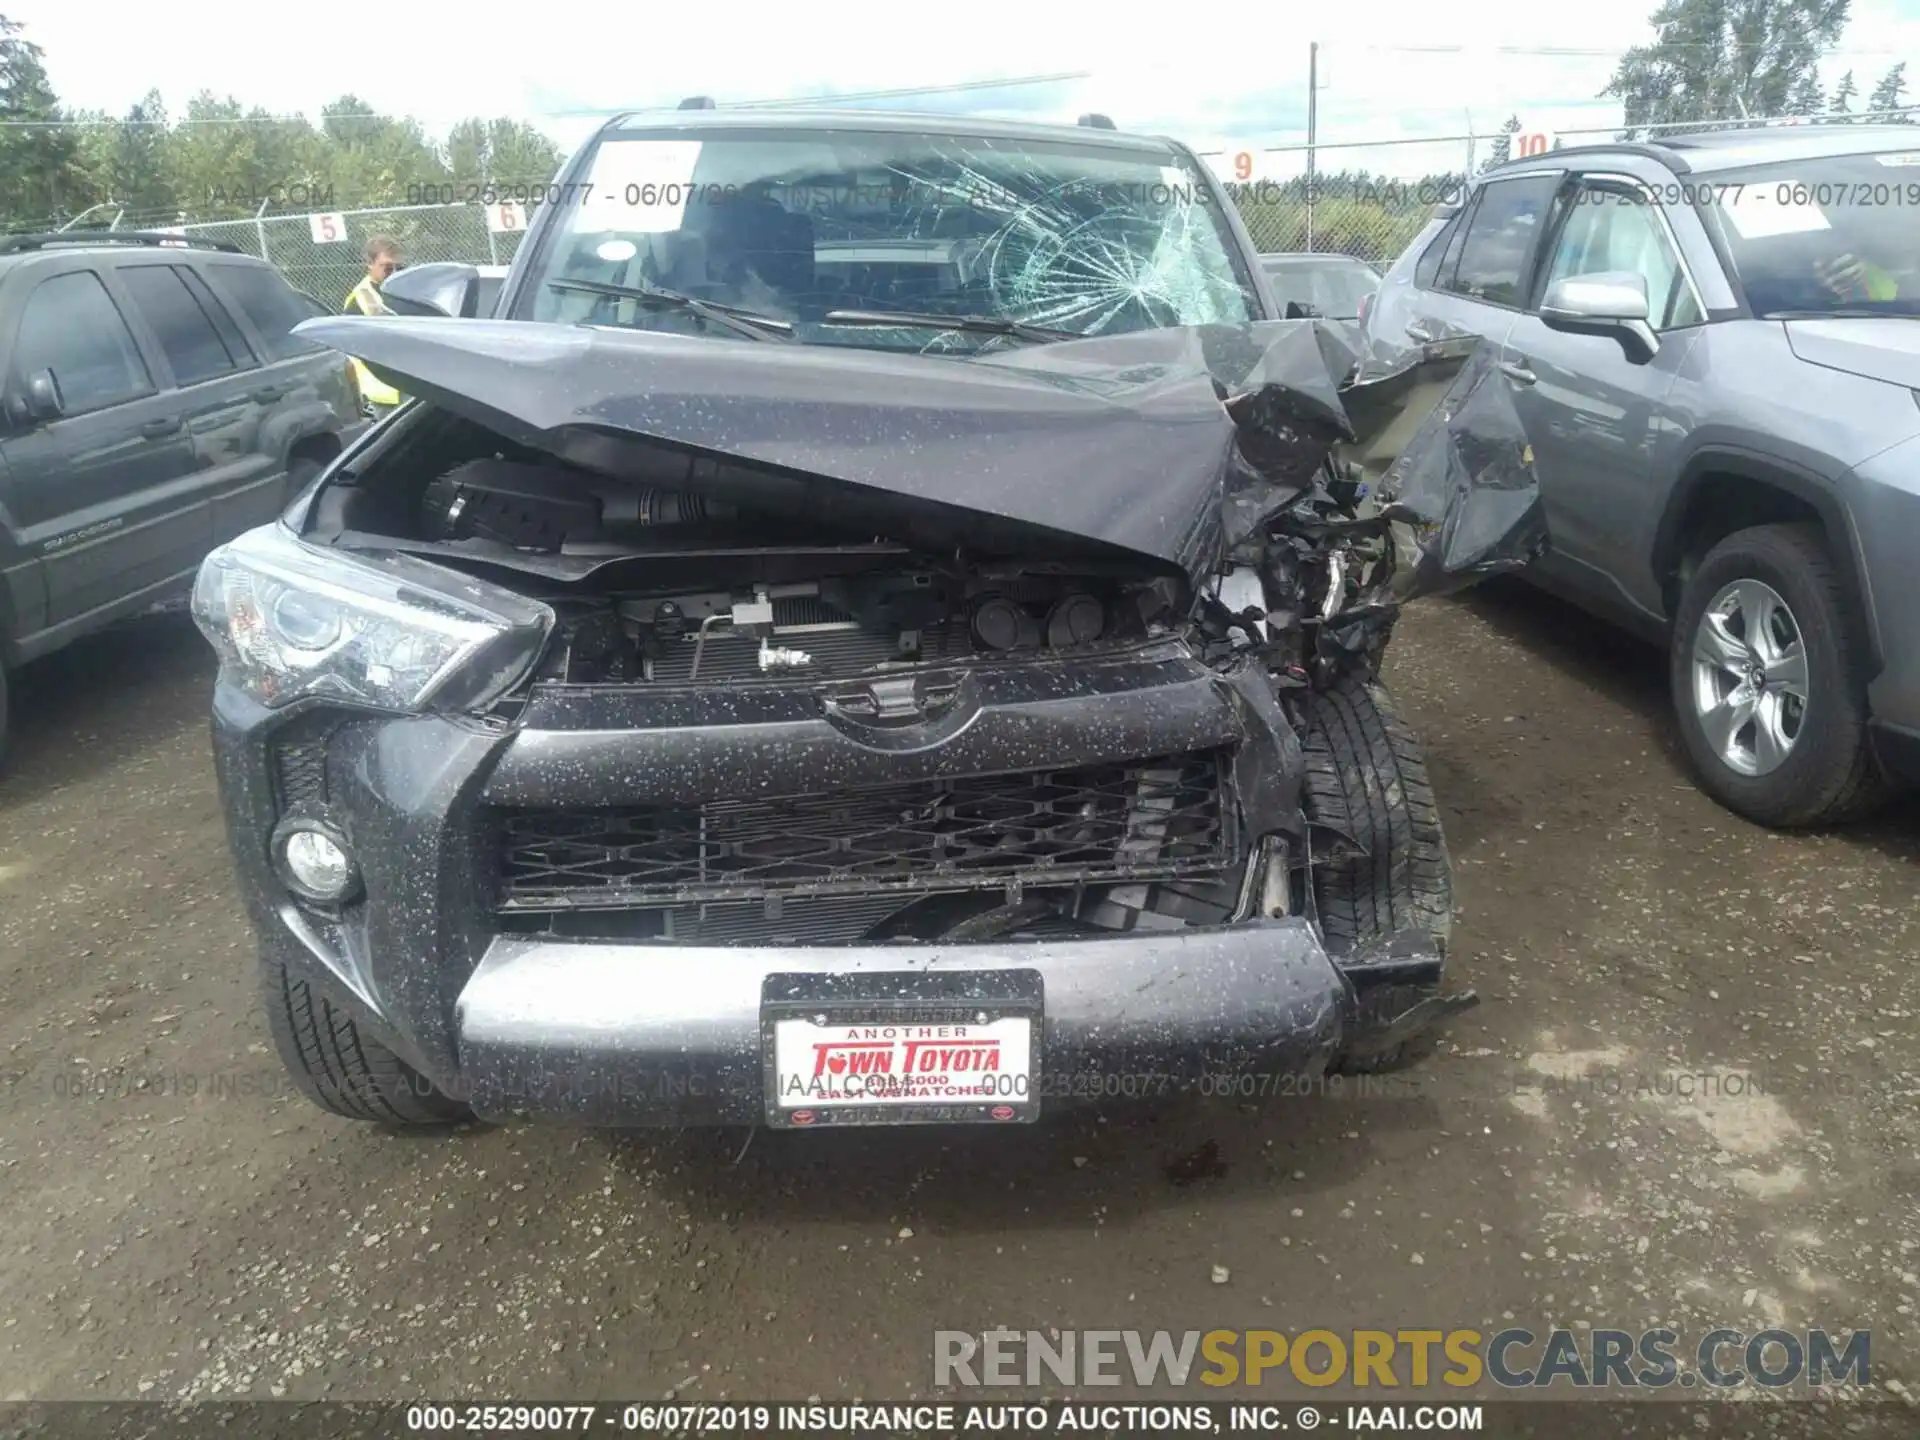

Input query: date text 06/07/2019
[403,1401,1487,1433]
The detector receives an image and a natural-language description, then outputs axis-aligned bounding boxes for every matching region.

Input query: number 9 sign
[1210,146,1265,185]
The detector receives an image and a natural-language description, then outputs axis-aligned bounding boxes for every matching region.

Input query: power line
[3,72,1096,128]
[1333,42,1920,55]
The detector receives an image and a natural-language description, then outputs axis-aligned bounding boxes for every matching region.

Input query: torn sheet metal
[294,313,1543,598]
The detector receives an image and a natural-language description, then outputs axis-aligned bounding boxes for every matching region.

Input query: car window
[1543,186,1703,330]
[1445,175,1562,307]
[179,267,258,365]
[1434,198,1477,290]
[119,264,242,386]
[14,270,154,417]
[528,130,1258,345]
[1414,213,1461,289]
[204,262,327,360]
[1701,151,1920,318]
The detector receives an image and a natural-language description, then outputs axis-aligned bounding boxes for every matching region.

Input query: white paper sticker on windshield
[1875,152,1920,166]
[579,139,704,233]
[1719,184,1832,239]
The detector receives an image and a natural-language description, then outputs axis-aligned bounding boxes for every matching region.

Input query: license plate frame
[760,970,1043,1128]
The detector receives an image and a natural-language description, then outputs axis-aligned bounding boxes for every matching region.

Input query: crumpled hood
[296,312,1541,591]
[1785,318,1920,392]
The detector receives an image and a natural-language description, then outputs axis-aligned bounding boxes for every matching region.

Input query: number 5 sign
[308,212,349,244]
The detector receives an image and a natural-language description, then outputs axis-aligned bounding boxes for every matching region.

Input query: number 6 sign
[308,212,349,244]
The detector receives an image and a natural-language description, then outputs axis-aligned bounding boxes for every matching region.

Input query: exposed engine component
[758,642,813,671]
[421,457,736,552]
[971,594,1037,652]
[540,569,1144,686]
[1045,593,1105,647]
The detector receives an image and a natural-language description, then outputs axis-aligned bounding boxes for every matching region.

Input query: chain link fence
[1212,134,1477,265]
[151,111,1909,303]
[1210,111,1920,264]
[178,202,529,307]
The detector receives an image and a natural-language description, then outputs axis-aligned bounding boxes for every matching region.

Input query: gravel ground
[1,583,1915,1430]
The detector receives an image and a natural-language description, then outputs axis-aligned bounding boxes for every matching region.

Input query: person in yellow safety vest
[344,234,405,416]
[1817,252,1900,303]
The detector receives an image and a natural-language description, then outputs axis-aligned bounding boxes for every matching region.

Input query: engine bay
[539,566,1157,686]
[382,447,1170,687]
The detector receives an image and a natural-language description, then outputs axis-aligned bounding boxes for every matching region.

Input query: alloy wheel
[1688,578,1810,777]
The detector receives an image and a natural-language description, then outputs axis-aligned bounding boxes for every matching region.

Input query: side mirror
[380,262,482,319]
[1540,271,1659,360]
[22,368,64,422]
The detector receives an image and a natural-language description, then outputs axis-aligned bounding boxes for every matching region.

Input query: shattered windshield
[523,127,1259,349]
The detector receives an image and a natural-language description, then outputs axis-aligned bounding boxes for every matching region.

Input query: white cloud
[12,0,1919,181]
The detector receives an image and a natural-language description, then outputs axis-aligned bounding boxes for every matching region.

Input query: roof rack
[1077,113,1116,129]
[0,230,243,255]
[677,96,716,110]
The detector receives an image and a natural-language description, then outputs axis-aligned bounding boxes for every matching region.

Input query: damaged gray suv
[191,108,1545,1131]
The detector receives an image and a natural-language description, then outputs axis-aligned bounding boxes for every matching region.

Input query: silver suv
[1366,125,1920,827]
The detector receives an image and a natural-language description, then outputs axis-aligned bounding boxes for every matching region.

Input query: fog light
[272,819,362,904]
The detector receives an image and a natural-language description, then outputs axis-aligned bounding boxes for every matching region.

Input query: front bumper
[213,640,1448,1128]
[456,920,1350,1125]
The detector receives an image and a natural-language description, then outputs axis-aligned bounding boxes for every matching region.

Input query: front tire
[1670,523,1890,828]
[262,957,470,1129]
[1301,676,1456,1073]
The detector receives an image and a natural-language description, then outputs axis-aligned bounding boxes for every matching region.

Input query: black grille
[493,752,1233,910]
[502,894,915,946]
[270,716,336,812]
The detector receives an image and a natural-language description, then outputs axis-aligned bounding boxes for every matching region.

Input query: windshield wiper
[547,278,794,341]
[820,309,1080,344]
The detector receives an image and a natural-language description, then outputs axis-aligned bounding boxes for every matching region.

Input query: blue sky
[14,0,1920,179]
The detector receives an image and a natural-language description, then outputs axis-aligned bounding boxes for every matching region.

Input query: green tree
[319,94,383,150]
[0,13,81,227]
[1867,62,1910,119]
[111,89,174,222]
[317,94,446,209]
[1827,68,1857,120]
[1603,0,1851,135]
[1786,70,1826,116]
[447,117,562,189]
[1479,115,1521,174]
[63,107,127,218]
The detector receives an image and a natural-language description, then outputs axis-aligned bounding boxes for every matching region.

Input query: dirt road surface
[2,585,1915,1432]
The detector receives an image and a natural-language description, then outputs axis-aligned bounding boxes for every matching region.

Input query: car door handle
[1499,359,1537,386]
[139,417,181,439]
[1405,323,1435,343]
[250,385,283,404]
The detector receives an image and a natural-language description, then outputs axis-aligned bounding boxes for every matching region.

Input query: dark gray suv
[1366,125,1920,828]
[189,107,1548,1134]
[0,232,363,762]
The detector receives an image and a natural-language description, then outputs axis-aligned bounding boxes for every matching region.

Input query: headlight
[191,523,554,713]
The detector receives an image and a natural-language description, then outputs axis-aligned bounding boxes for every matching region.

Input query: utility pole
[1306,41,1319,253]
